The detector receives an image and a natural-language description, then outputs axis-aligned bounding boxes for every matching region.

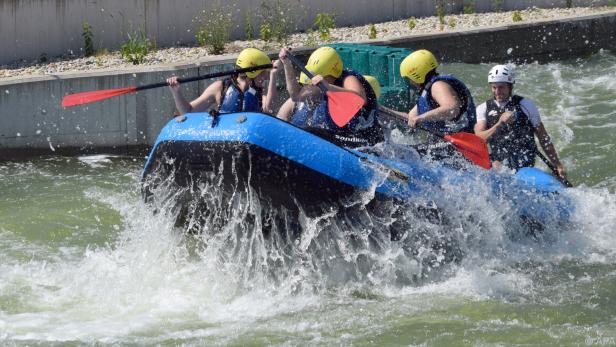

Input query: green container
[327,43,416,111]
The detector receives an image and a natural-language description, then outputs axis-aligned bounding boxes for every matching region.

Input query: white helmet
[488,64,515,84]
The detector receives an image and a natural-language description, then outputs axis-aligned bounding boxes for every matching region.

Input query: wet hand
[271,59,283,73]
[311,75,327,88]
[556,163,568,181]
[279,48,292,65]
[499,111,514,124]
[408,114,420,128]
[167,76,181,92]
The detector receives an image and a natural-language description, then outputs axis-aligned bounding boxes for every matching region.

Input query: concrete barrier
[1,0,614,66]
[1,12,615,157]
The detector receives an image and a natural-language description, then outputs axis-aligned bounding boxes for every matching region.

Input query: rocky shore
[1,6,615,80]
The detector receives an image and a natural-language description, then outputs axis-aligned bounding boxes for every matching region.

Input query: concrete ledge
[1,12,615,157]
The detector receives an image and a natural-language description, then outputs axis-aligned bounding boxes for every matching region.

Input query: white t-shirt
[476,97,542,128]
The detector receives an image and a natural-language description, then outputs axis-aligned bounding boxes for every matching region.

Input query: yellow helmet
[236,48,272,79]
[363,75,381,98]
[400,49,439,84]
[299,47,343,84]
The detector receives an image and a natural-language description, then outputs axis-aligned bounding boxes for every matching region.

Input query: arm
[279,48,303,101]
[262,59,282,114]
[408,81,461,127]
[277,98,295,121]
[474,112,513,141]
[167,77,222,115]
[535,123,567,179]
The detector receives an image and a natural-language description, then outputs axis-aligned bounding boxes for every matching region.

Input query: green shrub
[259,0,295,45]
[436,1,446,25]
[245,13,255,40]
[368,24,377,39]
[493,0,503,12]
[408,17,417,30]
[448,18,457,28]
[120,30,155,65]
[260,23,272,41]
[314,12,336,41]
[82,21,94,57]
[463,1,475,14]
[609,0,616,6]
[195,4,233,55]
[512,10,523,22]
[566,0,572,8]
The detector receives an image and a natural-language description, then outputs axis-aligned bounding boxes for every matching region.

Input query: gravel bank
[1,6,615,80]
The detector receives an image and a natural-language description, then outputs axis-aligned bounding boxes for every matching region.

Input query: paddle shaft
[536,150,573,187]
[286,54,328,93]
[378,106,446,139]
[135,64,273,92]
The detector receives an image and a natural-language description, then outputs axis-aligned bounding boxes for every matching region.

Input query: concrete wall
[1,0,613,65]
[1,11,615,157]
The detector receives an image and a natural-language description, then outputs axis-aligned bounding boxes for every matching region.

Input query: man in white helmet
[474,64,567,181]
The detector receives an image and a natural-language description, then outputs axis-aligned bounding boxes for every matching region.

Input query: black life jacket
[484,95,537,170]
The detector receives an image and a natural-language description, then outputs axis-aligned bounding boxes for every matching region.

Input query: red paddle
[61,64,273,108]
[378,106,491,169]
[287,54,364,127]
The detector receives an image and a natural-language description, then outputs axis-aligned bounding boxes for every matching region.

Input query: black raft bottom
[141,140,369,217]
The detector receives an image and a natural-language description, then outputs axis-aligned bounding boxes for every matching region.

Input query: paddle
[536,150,573,187]
[286,53,365,128]
[61,64,273,108]
[378,106,492,169]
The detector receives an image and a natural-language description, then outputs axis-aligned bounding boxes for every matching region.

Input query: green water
[1,52,615,346]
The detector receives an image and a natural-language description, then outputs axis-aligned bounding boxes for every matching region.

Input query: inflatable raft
[141,112,572,231]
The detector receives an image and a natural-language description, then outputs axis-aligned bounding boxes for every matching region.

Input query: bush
[463,1,475,14]
[82,21,94,57]
[259,0,296,45]
[314,12,336,41]
[512,11,523,22]
[408,17,417,30]
[448,18,457,28]
[566,0,572,8]
[436,0,446,25]
[245,13,255,40]
[493,0,503,12]
[195,3,234,55]
[120,30,155,65]
[368,24,377,39]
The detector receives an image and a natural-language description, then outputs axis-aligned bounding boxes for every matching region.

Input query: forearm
[263,72,278,113]
[418,105,459,123]
[539,137,562,166]
[475,122,501,141]
[283,63,301,101]
[171,89,193,115]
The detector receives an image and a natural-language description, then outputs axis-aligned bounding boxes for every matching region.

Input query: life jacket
[290,70,384,148]
[484,95,537,170]
[217,78,263,114]
[417,74,477,134]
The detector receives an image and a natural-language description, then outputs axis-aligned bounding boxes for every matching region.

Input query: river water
[1,51,615,346]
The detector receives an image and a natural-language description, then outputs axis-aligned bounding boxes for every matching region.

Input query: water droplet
[507,48,513,55]
[4,90,8,94]
[16,132,21,137]
[36,130,42,135]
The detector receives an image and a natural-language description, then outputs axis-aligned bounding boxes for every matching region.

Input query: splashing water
[2,52,616,345]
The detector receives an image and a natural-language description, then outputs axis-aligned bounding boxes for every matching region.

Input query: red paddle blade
[326,91,365,127]
[61,86,138,107]
[444,132,491,169]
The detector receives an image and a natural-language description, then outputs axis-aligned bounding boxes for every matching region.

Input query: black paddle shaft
[536,150,573,187]
[134,64,273,92]
[286,54,329,94]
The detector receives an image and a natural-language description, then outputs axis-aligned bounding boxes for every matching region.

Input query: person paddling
[474,64,568,181]
[276,47,384,148]
[399,49,477,135]
[167,48,281,115]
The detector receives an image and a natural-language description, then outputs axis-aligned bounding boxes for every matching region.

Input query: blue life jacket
[417,74,477,134]
[291,70,383,147]
[218,78,263,114]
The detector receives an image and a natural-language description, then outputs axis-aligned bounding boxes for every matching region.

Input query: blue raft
[142,112,572,229]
